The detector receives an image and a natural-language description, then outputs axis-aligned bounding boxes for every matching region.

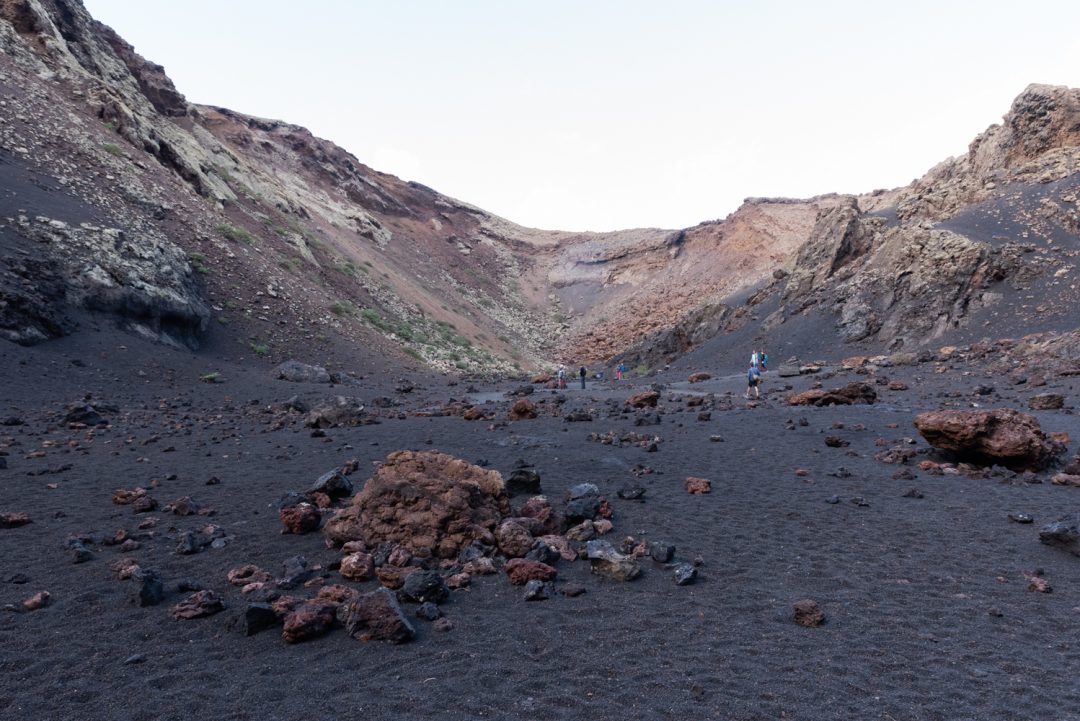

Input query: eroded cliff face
[0,0,567,371]
[607,87,1080,369]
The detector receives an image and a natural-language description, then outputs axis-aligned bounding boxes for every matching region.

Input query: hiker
[557,366,566,389]
[760,351,769,372]
[616,362,625,381]
[579,366,587,390]
[750,350,759,370]
[746,364,762,399]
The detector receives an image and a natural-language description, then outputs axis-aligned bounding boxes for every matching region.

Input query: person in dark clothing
[746,365,762,399]
[579,366,587,390]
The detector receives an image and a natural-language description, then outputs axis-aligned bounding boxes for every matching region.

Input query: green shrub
[216,223,255,245]
[331,301,359,317]
[199,371,220,383]
[336,261,358,277]
[404,347,422,360]
[250,343,269,356]
[188,252,209,274]
[102,142,123,157]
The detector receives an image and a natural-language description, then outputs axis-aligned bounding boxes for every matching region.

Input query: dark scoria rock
[133,569,164,607]
[398,570,449,605]
[242,602,279,636]
[1039,515,1080,557]
[505,467,541,497]
[275,360,332,384]
[308,468,353,499]
[672,563,697,586]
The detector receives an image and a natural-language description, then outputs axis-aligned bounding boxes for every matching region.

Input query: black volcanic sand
[4,330,1080,721]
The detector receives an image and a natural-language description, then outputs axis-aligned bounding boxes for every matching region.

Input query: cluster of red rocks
[191,450,700,645]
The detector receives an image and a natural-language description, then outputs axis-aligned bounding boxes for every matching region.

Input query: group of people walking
[554,352,767,399]
[746,349,768,399]
[557,362,628,390]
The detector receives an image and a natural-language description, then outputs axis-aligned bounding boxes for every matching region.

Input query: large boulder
[322,451,509,558]
[626,390,660,408]
[788,382,876,406]
[913,408,1063,470]
[275,360,332,384]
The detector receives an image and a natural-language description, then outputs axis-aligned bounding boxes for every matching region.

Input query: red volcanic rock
[516,496,560,535]
[342,588,416,644]
[627,390,660,408]
[509,399,538,420]
[282,600,338,643]
[340,552,375,581]
[317,584,361,605]
[386,545,412,567]
[0,512,31,528]
[376,565,418,590]
[280,503,321,534]
[913,408,1063,470]
[688,372,711,383]
[495,519,534,558]
[686,477,712,495]
[504,558,557,586]
[462,407,486,421]
[227,565,271,586]
[531,373,552,384]
[171,590,225,620]
[322,451,509,558]
[788,382,876,406]
[793,599,825,627]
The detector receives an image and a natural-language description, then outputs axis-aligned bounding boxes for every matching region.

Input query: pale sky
[83,1,1080,232]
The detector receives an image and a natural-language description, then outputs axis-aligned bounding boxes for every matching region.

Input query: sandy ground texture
[3,328,1080,721]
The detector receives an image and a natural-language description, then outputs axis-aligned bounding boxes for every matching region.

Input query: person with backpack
[579,366,587,390]
[750,350,759,370]
[760,351,768,372]
[746,364,762,399]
